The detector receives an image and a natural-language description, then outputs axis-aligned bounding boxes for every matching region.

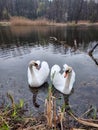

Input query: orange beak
[64,72,67,78]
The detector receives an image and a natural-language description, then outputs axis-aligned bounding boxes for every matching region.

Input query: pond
[0,25,98,116]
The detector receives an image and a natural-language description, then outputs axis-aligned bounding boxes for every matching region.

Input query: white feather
[50,64,75,94]
[28,60,50,87]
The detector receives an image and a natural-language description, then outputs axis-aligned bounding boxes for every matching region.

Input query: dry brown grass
[0,90,98,130]
[10,16,54,26]
[1,17,98,27]
[44,87,65,130]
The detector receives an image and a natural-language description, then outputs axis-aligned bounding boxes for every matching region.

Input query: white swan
[28,60,50,87]
[50,64,75,94]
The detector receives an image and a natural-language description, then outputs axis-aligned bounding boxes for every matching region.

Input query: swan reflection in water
[29,82,49,108]
[29,82,74,113]
[52,86,74,112]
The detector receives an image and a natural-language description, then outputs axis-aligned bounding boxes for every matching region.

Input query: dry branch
[69,112,98,128]
[88,43,98,65]
[89,43,98,54]
[71,128,86,130]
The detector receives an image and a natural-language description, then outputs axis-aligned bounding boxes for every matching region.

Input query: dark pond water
[0,25,98,116]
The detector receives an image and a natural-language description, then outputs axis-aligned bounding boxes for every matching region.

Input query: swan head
[63,64,72,78]
[36,60,40,66]
[29,60,40,69]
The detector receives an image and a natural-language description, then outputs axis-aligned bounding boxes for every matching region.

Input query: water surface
[0,26,98,116]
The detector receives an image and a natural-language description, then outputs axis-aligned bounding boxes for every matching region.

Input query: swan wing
[52,72,65,92]
[50,64,61,81]
[51,65,65,92]
[38,61,50,84]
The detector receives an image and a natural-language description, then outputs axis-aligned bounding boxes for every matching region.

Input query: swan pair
[27,60,75,94]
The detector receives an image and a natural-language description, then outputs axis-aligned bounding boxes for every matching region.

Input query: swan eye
[34,63,38,67]
[66,69,71,73]
[66,70,69,73]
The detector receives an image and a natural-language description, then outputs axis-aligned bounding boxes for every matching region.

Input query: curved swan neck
[29,64,34,74]
[64,71,72,88]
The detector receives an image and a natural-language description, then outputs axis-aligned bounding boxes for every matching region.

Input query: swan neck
[64,71,72,88]
[29,64,34,74]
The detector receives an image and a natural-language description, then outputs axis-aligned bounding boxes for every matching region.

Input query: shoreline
[0,20,98,27]
[0,21,11,26]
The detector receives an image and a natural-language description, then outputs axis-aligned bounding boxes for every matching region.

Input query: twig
[80,118,98,122]
[37,96,44,102]
[71,128,86,130]
[69,111,98,128]
[80,107,93,118]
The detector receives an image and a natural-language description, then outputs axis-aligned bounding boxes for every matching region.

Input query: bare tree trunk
[75,0,84,24]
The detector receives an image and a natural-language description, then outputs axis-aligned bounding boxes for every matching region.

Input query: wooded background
[0,0,98,23]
